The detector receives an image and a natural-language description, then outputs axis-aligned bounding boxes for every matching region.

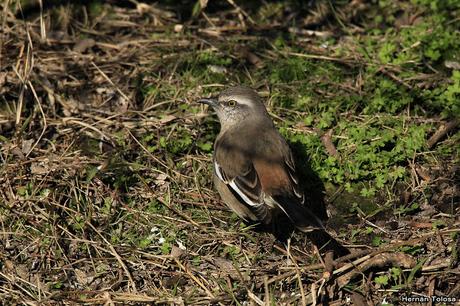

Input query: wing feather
[214,128,323,230]
[215,160,263,207]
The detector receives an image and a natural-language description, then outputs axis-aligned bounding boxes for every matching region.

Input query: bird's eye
[227,100,237,107]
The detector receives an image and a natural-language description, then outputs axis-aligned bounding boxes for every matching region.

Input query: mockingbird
[199,86,326,234]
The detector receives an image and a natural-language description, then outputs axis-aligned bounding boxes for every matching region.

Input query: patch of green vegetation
[17,182,34,197]
[349,226,387,245]
[160,241,172,254]
[374,274,389,286]
[146,199,166,214]
[51,281,64,290]
[260,0,459,197]
[279,114,429,196]
[430,70,460,117]
[221,244,241,259]
[372,0,460,62]
[256,2,284,23]
[144,123,208,157]
[95,155,139,191]
[357,0,460,117]
[141,80,178,105]
[100,197,113,215]
[407,259,426,285]
[160,49,234,91]
[270,57,313,84]
[374,266,405,289]
[399,245,425,256]
[138,236,153,249]
[363,76,414,114]
[395,202,420,215]
[88,0,104,18]
[69,214,85,232]
[158,126,193,155]
[192,255,201,266]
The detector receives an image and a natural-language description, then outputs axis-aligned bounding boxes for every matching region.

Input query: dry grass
[1,1,459,305]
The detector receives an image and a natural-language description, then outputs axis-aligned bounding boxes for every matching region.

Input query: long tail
[272,195,326,232]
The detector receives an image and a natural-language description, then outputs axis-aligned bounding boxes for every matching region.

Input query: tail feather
[271,194,326,232]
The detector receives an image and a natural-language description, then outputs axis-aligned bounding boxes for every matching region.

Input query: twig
[173,258,217,300]
[287,240,307,306]
[62,118,112,144]
[284,51,356,65]
[267,228,459,285]
[379,67,412,89]
[247,290,264,306]
[157,195,202,228]
[137,173,202,228]
[25,80,47,158]
[336,252,415,287]
[85,222,138,292]
[126,128,182,176]
[91,61,132,104]
[225,0,255,25]
[320,129,339,158]
[427,118,459,148]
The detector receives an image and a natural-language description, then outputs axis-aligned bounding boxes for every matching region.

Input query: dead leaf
[174,24,184,33]
[11,146,25,160]
[445,60,460,70]
[154,173,169,186]
[200,0,209,9]
[321,129,339,157]
[208,65,227,74]
[21,139,34,155]
[0,72,6,88]
[212,257,242,280]
[30,162,49,174]
[73,38,96,53]
[170,245,186,259]
[74,268,94,286]
[158,115,176,125]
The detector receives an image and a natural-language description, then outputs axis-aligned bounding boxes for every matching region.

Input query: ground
[0,0,459,305]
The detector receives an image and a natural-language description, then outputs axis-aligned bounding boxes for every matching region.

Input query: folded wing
[215,141,324,231]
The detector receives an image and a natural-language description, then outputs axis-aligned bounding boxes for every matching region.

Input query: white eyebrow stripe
[220,96,254,108]
[234,97,253,107]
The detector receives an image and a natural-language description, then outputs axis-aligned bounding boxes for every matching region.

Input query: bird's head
[199,86,269,129]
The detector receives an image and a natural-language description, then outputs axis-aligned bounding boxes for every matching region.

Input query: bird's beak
[198,98,218,107]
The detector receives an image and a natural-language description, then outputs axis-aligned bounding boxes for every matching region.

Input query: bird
[199,86,326,235]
